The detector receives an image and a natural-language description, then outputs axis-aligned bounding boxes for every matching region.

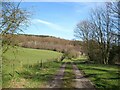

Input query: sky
[19,2,104,40]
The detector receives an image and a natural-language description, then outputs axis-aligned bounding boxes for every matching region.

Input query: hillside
[4,34,83,57]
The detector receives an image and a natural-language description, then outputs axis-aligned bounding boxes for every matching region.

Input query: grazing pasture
[2,47,63,88]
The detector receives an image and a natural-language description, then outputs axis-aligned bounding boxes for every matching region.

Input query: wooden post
[12,61,14,77]
[40,60,42,68]
[38,60,40,69]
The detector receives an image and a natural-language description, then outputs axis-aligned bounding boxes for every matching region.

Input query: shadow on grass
[62,62,75,88]
[63,71,75,80]
[94,77,120,88]
[19,61,62,84]
[20,71,54,82]
[2,73,12,87]
[74,62,120,88]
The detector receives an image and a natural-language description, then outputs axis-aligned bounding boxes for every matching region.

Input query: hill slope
[4,34,83,57]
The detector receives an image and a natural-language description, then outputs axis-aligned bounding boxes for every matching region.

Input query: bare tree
[109,1,120,45]
[0,1,30,52]
[74,3,118,64]
[90,3,117,64]
[74,20,94,60]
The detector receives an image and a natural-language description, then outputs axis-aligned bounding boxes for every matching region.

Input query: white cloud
[75,2,105,14]
[34,19,52,25]
[31,19,70,32]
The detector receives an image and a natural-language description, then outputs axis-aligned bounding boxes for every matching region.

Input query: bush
[64,50,79,59]
[59,54,66,61]
[109,45,120,64]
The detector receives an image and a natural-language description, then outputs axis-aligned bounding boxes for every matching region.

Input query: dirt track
[72,63,95,89]
[48,62,66,88]
[48,62,95,89]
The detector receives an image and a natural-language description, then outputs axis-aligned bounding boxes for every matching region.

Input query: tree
[0,1,30,52]
[90,3,118,64]
[74,3,119,64]
[74,20,95,61]
[109,1,120,46]
[108,1,120,64]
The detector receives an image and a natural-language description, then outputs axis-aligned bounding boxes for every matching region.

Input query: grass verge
[62,59,75,88]
[72,59,120,88]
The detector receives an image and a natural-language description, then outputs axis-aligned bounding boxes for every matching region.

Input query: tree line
[74,2,120,64]
[5,34,82,58]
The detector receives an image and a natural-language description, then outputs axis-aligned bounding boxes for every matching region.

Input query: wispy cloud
[74,2,105,14]
[31,19,69,32]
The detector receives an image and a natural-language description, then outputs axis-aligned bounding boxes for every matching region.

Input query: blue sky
[20,2,104,40]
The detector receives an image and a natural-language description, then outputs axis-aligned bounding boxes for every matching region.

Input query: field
[2,47,63,88]
[2,47,120,88]
[71,58,120,88]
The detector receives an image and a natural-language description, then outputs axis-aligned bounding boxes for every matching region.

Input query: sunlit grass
[2,46,63,88]
[76,62,120,88]
[62,61,74,88]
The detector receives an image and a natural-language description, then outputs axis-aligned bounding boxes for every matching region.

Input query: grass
[62,60,74,88]
[72,58,120,88]
[2,47,120,88]
[3,46,62,64]
[13,61,62,88]
[2,46,63,88]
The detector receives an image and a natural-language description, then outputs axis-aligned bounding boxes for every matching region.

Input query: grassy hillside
[3,34,82,54]
[3,46,62,64]
[2,47,63,88]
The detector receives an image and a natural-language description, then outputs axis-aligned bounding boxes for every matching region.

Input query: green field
[71,58,120,88]
[2,47,120,88]
[2,47,63,88]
